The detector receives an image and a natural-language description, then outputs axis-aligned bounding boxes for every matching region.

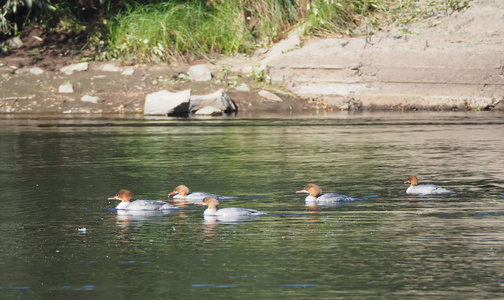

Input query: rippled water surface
[1,111,504,299]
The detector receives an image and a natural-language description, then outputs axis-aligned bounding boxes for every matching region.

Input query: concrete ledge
[265,0,504,110]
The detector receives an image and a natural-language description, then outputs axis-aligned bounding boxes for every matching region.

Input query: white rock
[195,106,223,115]
[6,37,23,49]
[189,89,237,112]
[258,90,283,102]
[235,83,250,92]
[81,95,100,104]
[58,83,74,94]
[60,62,89,75]
[188,64,212,82]
[339,103,349,110]
[29,67,44,75]
[102,64,121,72]
[144,89,191,115]
[121,68,134,76]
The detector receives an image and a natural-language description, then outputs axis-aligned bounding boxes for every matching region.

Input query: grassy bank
[102,0,471,63]
[103,0,383,63]
[1,0,471,63]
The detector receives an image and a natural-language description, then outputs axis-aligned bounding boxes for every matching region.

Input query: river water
[0,111,503,299]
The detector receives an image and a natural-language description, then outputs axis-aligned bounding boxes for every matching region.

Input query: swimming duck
[296,184,360,202]
[168,185,235,203]
[198,197,266,217]
[404,176,454,195]
[108,189,177,210]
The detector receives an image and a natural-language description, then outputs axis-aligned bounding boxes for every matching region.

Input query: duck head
[202,197,219,210]
[168,185,190,197]
[108,189,133,203]
[296,184,323,197]
[404,176,419,186]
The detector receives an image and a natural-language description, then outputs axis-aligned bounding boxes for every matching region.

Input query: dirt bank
[0,60,308,114]
[1,0,503,114]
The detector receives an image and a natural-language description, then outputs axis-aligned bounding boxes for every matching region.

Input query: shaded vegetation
[1,0,472,63]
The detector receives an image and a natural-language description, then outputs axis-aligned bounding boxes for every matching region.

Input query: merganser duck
[198,197,266,217]
[108,189,177,210]
[168,185,235,203]
[296,184,360,202]
[404,176,455,195]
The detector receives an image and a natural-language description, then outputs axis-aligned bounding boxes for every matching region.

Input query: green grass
[104,1,254,62]
[300,0,384,36]
[102,0,389,63]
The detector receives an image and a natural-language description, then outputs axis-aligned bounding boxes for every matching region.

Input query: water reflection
[304,201,353,209]
[115,209,175,222]
[203,214,264,224]
[405,194,457,202]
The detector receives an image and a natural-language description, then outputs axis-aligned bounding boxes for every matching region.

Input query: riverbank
[1,0,503,114]
[0,60,309,114]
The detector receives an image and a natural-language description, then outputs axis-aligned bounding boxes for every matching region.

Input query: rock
[464,97,496,110]
[188,64,212,82]
[58,83,74,94]
[235,84,250,92]
[29,67,44,75]
[102,64,121,72]
[338,103,349,110]
[6,37,23,49]
[258,90,283,102]
[81,95,100,104]
[493,98,504,110]
[121,69,134,76]
[195,106,223,115]
[144,89,191,115]
[60,62,88,75]
[189,89,237,112]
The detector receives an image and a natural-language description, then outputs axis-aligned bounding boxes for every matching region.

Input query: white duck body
[203,207,265,217]
[305,193,359,203]
[116,208,175,221]
[404,176,455,195]
[406,184,454,195]
[116,199,176,210]
[174,192,235,203]
[199,197,266,218]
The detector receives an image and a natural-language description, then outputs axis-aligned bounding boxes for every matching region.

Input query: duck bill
[296,190,307,194]
[404,180,411,184]
[108,196,120,201]
[168,191,177,196]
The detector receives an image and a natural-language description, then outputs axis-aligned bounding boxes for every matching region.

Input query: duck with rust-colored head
[168,185,235,203]
[404,176,455,195]
[296,184,360,203]
[108,189,177,210]
[198,196,266,218]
